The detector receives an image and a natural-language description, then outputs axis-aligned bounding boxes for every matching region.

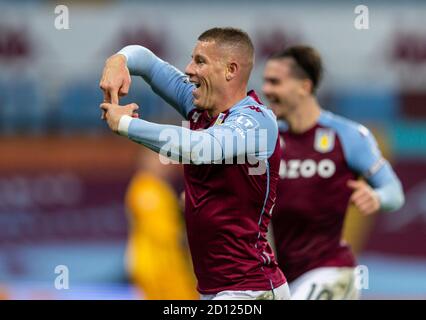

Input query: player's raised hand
[347,179,380,216]
[99,54,131,119]
[100,102,139,133]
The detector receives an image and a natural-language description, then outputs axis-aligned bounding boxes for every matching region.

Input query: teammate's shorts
[200,283,290,300]
[289,266,360,300]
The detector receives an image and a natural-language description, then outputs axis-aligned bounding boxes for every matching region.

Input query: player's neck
[287,98,321,134]
[208,88,247,118]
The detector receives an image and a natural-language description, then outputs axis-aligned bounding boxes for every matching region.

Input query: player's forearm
[118,115,222,164]
[117,110,275,164]
[372,164,405,212]
[117,45,159,78]
[117,45,194,118]
[375,181,404,212]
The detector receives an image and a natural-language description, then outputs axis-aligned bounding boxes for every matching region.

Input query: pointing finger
[110,90,119,105]
[101,91,111,120]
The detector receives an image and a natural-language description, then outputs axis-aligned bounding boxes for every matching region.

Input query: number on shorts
[306,283,334,300]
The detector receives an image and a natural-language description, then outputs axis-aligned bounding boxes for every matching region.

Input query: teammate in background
[125,149,198,300]
[99,27,289,300]
[262,46,405,299]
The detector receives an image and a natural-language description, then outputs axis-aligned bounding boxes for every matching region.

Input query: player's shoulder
[318,110,381,169]
[227,95,278,132]
[318,110,373,144]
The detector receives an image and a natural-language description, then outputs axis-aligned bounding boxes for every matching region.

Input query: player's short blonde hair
[198,27,254,76]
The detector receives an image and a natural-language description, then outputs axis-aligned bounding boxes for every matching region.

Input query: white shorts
[200,283,291,300]
[289,267,360,300]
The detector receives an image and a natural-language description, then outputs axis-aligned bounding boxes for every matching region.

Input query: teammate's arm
[100,45,194,119]
[345,126,405,214]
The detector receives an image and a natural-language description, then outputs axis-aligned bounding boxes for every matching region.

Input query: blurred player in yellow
[125,149,198,300]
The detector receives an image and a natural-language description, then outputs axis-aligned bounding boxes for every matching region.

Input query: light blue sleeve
[118,45,194,119]
[212,106,278,160]
[331,116,405,212]
[122,106,278,165]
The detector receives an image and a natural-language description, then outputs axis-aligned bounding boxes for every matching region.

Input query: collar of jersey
[279,109,328,133]
[227,93,264,114]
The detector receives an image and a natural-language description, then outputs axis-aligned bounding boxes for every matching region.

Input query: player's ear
[226,62,238,81]
[300,79,313,96]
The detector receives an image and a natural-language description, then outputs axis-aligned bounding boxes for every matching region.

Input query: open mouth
[267,96,279,104]
[190,80,202,100]
[267,99,280,107]
[189,78,201,89]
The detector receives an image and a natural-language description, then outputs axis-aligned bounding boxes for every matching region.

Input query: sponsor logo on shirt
[235,114,260,130]
[279,159,336,179]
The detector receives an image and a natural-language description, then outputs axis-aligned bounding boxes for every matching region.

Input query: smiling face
[262,58,310,120]
[185,40,228,111]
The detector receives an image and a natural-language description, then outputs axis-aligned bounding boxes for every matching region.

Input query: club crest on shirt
[314,128,335,153]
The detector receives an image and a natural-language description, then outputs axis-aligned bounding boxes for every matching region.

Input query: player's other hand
[100,102,139,133]
[347,179,380,216]
[99,54,131,119]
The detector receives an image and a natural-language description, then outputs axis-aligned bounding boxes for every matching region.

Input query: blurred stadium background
[0,0,425,299]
